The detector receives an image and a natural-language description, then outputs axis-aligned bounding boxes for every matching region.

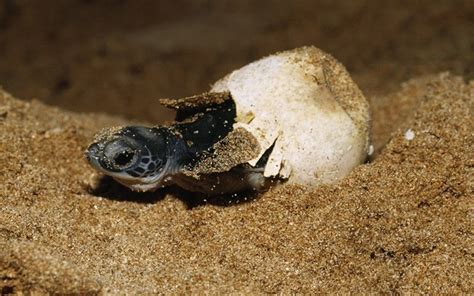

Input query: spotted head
[86,126,183,191]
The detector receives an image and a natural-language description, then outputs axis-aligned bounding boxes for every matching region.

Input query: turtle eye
[104,140,139,170]
[114,150,135,167]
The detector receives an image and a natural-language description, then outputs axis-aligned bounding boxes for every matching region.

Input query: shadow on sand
[88,175,260,209]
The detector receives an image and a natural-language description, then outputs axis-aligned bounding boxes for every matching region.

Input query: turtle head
[86,126,181,191]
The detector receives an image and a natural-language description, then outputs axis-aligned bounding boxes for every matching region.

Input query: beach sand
[1,1,473,294]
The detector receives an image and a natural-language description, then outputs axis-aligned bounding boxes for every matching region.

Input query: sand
[1,1,473,294]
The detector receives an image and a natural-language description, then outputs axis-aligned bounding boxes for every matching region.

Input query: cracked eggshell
[211,46,370,186]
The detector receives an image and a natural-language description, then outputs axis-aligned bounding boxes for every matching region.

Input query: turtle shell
[160,46,370,187]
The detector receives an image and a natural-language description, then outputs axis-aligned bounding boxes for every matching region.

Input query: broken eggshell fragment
[166,46,371,187]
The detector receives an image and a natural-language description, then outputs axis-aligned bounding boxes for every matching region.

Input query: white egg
[210,46,370,186]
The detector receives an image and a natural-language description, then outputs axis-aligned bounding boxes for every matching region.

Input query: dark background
[0,0,472,122]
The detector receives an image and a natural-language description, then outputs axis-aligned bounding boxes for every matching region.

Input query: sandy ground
[0,1,473,294]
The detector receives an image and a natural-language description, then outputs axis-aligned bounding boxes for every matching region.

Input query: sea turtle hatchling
[86,46,370,195]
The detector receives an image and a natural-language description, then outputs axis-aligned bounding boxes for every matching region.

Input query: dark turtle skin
[86,99,268,195]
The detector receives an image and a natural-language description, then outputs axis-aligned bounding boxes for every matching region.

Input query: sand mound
[1,73,472,293]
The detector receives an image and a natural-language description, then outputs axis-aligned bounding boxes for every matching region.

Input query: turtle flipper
[173,166,269,196]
